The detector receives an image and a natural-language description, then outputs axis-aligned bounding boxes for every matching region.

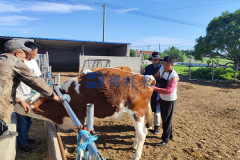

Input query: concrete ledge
[0,112,17,160]
[45,121,62,160]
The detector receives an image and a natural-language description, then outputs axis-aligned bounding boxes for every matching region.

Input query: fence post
[212,61,214,82]
[49,66,52,74]
[57,73,60,85]
[86,104,94,132]
[79,53,81,76]
[188,60,191,80]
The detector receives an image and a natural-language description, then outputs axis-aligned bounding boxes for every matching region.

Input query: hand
[74,125,83,134]
[53,95,60,102]
[58,94,71,103]
[17,99,30,114]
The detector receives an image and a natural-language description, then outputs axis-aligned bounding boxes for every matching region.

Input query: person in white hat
[144,52,162,134]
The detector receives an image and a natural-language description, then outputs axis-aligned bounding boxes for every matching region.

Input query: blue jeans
[16,113,32,147]
[0,118,8,136]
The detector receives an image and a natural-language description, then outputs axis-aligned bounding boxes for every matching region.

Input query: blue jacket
[144,62,161,112]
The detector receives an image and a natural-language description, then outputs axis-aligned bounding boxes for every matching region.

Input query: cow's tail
[145,102,152,129]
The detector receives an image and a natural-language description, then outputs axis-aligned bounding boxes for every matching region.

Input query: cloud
[0,27,37,33]
[116,8,138,14]
[0,15,40,26]
[0,1,95,13]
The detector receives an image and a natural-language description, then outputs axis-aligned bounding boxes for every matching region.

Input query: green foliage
[173,65,189,77]
[193,9,240,65]
[130,49,136,57]
[173,66,240,80]
[162,46,188,62]
[143,54,149,60]
[161,52,168,59]
[206,58,212,64]
[201,58,206,63]
[181,49,195,58]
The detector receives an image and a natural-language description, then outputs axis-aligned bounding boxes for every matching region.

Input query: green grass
[144,64,239,80]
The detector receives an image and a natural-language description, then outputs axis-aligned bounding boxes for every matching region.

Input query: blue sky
[1,0,240,52]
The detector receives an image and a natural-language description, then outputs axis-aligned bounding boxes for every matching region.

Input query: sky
[0,0,240,52]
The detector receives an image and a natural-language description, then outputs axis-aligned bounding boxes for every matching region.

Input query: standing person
[153,56,179,146]
[15,41,42,152]
[0,39,69,142]
[144,52,162,134]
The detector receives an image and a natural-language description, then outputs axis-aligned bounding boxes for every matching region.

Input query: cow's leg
[129,115,147,160]
[145,102,152,129]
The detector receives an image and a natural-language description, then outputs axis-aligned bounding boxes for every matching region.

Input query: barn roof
[0,36,131,50]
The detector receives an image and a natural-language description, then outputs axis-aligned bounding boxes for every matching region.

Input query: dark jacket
[144,62,161,112]
[0,53,54,125]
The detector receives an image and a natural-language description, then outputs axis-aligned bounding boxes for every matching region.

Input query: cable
[146,0,240,12]
[17,0,207,27]
[105,3,206,27]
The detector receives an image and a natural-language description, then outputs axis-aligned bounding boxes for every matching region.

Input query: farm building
[0,36,141,73]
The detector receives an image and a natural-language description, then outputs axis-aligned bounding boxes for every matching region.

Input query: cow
[14,68,155,160]
[90,66,132,72]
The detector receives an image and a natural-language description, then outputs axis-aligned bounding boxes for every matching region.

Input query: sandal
[0,131,18,142]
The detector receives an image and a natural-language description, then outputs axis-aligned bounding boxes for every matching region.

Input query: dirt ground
[17,72,240,160]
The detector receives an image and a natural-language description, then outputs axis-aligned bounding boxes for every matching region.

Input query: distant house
[135,49,142,57]
[142,50,155,55]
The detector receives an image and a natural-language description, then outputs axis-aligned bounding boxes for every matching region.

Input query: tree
[192,9,240,80]
[181,49,194,58]
[143,54,149,60]
[130,49,136,57]
[162,46,187,62]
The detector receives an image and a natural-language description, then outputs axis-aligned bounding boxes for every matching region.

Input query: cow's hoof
[129,147,136,150]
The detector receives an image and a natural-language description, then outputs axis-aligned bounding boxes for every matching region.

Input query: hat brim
[148,57,162,61]
[21,47,32,52]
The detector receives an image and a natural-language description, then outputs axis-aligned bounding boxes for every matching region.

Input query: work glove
[58,94,71,103]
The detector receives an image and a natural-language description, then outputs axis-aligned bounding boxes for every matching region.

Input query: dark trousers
[16,113,32,147]
[159,98,176,143]
[0,118,8,136]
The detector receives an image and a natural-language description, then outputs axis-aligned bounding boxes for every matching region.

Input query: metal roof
[0,36,131,50]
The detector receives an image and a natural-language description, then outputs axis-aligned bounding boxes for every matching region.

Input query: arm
[152,77,178,95]
[16,98,30,114]
[13,60,59,101]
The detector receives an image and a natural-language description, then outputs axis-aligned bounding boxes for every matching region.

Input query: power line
[18,0,207,27]
[105,3,206,27]
[146,0,240,12]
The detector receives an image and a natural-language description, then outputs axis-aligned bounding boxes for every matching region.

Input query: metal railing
[40,57,104,160]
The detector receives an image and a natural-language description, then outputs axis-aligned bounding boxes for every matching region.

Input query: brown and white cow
[14,68,155,160]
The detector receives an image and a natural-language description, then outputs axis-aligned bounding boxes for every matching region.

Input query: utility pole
[159,43,161,53]
[148,45,150,56]
[102,4,106,42]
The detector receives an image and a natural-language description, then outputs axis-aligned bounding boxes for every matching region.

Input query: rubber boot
[153,126,160,135]
[154,112,161,126]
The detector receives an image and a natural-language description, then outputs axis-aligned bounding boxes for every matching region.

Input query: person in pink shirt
[153,56,179,146]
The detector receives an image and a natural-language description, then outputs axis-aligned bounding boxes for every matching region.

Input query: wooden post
[212,61,214,82]
[188,60,191,80]
[78,53,81,75]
